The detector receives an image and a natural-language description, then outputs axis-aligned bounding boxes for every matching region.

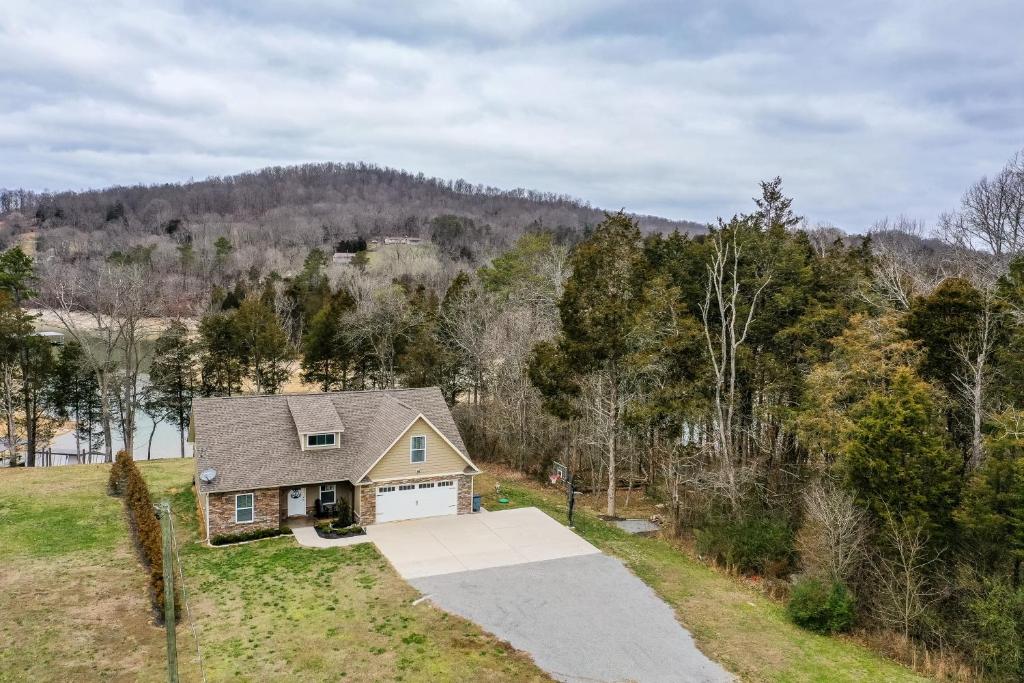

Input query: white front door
[287,486,306,516]
[375,479,458,523]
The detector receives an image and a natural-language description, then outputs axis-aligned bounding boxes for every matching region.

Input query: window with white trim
[320,484,336,506]
[410,435,426,463]
[307,433,336,448]
[235,493,254,523]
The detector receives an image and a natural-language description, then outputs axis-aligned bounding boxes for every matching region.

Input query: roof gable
[287,395,345,435]
[357,412,480,483]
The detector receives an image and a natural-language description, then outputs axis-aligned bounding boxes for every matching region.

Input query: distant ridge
[0,162,705,245]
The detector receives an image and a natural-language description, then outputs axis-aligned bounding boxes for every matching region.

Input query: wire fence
[169,510,207,683]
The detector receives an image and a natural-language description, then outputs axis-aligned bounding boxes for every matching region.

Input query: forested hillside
[0,162,703,273]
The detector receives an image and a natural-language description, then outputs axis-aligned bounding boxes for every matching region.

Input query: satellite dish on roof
[199,468,217,483]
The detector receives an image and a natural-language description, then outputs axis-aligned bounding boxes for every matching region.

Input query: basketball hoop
[549,472,562,486]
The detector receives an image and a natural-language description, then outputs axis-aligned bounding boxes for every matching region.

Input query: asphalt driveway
[370,508,731,683]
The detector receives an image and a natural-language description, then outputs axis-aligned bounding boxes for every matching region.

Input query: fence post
[160,501,179,683]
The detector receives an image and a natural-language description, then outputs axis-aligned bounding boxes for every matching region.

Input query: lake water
[48,409,193,462]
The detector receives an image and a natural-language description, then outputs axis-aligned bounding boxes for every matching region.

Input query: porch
[278,480,357,523]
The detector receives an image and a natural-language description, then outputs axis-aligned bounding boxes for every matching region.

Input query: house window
[399,484,415,491]
[410,435,426,463]
[377,486,396,495]
[320,484,336,506]
[235,493,254,523]
[307,433,336,448]
[418,482,434,489]
[437,480,454,487]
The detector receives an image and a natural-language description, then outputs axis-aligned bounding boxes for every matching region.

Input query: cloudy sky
[1,1,1022,230]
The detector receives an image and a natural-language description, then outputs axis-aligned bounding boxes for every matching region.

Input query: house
[382,235,423,245]
[332,252,355,265]
[33,331,64,345]
[192,388,480,539]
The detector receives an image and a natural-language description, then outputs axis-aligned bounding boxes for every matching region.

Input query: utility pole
[159,501,179,683]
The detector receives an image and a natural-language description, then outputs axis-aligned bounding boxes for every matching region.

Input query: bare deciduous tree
[952,289,998,469]
[866,216,943,310]
[868,511,943,639]
[939,150,1024,259]
[796,480,870,583]
[40,262,160,460]
[352,285,423,389]
[698,225,772,511]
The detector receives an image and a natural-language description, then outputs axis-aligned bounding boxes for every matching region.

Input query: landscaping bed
[210,527,285,546]
[313,521,366,539]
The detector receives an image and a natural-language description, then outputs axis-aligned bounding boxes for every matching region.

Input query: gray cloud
[1,0,1022,230]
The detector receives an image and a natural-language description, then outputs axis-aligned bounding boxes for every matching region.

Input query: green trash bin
[472,494,482,512]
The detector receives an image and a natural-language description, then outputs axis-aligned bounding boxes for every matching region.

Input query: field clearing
[477,469,930,683]
[0,460,549,682]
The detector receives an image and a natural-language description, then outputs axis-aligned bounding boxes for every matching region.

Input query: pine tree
[530,212,645,516]
[235,297,293,394]
[300,293,354,391]
[841,368,962,543]
[148,322,198,457]
[198,312,246,396]
[956,412,1024,585]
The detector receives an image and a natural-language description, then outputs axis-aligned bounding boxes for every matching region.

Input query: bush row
[108,451,179,624]
[210,527,285,546]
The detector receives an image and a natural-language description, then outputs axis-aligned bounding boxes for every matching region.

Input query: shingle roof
[193,387,471,494]
[287,394,345,435]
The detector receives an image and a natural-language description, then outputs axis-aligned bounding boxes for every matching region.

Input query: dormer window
[307,433,336,448]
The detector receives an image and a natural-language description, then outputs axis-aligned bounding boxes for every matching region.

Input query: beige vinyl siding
[367,417,469,480]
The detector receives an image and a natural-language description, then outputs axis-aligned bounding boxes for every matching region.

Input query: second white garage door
[376,479,458,523]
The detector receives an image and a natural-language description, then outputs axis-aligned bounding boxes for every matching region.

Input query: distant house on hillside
[33,331,64,346]
[332,252,355,265]
[383,236,422,245]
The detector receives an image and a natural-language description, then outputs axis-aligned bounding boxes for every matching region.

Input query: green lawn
[0,463,170,682]
[0,460,550,682]
[478,472,930,683]
[1,459,931,682]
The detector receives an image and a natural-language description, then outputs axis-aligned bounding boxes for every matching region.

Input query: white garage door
[375,479,458,523]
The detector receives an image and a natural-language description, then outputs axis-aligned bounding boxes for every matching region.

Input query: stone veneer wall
[357,473,475,525]
[207,487,280,538]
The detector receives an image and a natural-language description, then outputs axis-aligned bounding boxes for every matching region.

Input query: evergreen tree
[529,211,646,516]
[198,312,246,396]
[235,297,293,394]
[300,290,356,391]
[0,247,46,466]
[956,412,1024,585]
[284,248,332,340]
[841,368,962,543]
[47,340,102,459]
[148,322,198,457]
